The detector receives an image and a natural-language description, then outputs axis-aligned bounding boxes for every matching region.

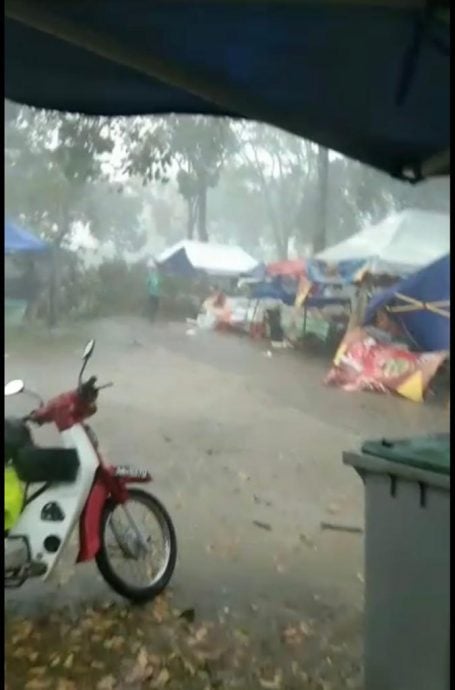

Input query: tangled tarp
[326,327,447,403]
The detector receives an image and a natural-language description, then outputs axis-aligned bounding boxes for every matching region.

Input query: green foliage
[166,116,238,240]
[62,259,149,318]
[122,117,172,183]
[5,102,449,273]
[5,104,116,244]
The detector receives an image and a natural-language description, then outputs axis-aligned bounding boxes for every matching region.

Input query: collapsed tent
[5,2,449,180]
[5,220,48,254]
[316,210,450,278]
[364,255,450,352]
[156,240,258,278]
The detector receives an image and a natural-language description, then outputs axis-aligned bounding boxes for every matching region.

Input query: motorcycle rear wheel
[96,488,177,602]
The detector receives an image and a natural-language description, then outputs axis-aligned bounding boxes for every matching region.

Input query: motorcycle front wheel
[96,488,177,602]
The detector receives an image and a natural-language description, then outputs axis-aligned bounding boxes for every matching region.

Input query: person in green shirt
[146,261,161,320]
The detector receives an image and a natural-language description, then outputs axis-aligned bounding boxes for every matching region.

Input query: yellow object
[5,465,25,531]
[295,277,312,308]
[333,342,347,366]
[396,371,424,403]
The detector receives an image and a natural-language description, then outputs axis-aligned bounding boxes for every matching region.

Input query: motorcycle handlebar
[78,377,113,401]
[23,379,113,423]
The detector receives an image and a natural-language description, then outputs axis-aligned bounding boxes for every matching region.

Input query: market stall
[5,219,49,324]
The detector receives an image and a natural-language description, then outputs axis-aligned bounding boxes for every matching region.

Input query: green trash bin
[344,434,450,690]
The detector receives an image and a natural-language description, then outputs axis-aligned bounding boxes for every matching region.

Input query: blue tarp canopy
[364,255,450,351]
[4,1,449,180]
[251,279,297,306]
[5,220,48,254]
[306,259,366,285]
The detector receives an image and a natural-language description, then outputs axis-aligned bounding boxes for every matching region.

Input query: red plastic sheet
[325,328,447,402]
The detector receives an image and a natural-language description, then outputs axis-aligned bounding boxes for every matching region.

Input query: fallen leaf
[137,647,149,670]
[29,667,46,676]
[195,626,208,642]
[258,672,282,689]
[181,658,196,676]
[24,680,51,690]
[56,680,77,690]
[153,596,171,623]
[96,676,116,690]
[125,647,156,684]
[13,620,34,643]
[63,654,74,669]
[152,668,170,688]
[104,636,125,650]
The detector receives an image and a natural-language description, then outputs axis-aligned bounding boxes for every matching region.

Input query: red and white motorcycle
[4,339,177,602]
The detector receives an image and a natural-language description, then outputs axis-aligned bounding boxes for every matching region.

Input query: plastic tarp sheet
[5,220,48,254]
[364,255,450,352]
[4,2,449,180]
[326,327,446,403]
[316,210,450,277]
[156,240,258,277]
[250,280,297,306]
[266,259,307,279]
[306,258,366,285]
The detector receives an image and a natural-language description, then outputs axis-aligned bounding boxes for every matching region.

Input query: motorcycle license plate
[114,465,149,480]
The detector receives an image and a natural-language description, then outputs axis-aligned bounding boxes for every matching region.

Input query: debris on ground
[5,595,363,690]
[320,522,363,535]
[252,520,272,532]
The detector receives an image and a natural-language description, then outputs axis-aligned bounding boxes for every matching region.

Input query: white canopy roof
[156,240,258,277]
[316,209,450,275]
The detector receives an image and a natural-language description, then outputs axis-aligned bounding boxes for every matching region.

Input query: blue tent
[251,279,297,306]
[5,220,48,254]
[364,255,450,352]
[5,2,449,180]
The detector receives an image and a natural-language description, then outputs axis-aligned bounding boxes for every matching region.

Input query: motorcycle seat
[14,447,80,484]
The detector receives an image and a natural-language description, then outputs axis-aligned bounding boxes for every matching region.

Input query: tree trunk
[48,207,68,328]
[186,198,196,239]
[197,185,208,242]
[47,243,59,328]
[313,146,329,253]
[271,226,289,260]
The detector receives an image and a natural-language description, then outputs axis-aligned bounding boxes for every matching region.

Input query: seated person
[365,309,411,350]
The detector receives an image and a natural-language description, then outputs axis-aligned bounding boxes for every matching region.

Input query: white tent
[156,240,258,277]
[316,209,450,276]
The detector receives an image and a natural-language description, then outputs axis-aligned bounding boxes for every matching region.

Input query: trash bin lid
[362,433,450,476]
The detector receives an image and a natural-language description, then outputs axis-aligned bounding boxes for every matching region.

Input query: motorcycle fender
[77,480,108,563]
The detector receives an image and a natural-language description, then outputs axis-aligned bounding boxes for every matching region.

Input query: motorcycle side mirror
[82,339,95,361]
[4,379,25,397]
